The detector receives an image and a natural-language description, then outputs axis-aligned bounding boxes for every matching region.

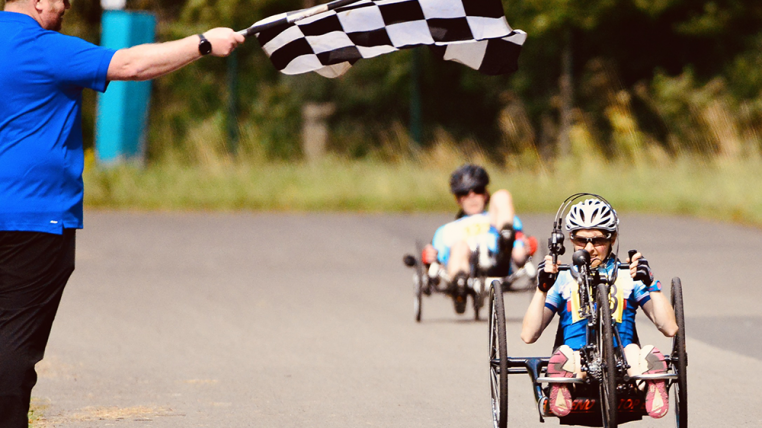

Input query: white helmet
[565,198,618,232]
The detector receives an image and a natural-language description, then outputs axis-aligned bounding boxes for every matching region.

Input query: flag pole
[237,0,366,38]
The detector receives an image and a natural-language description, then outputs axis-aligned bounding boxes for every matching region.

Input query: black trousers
[0,230,75,428]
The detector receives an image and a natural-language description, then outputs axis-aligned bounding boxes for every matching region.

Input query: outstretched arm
[107,28,244,81]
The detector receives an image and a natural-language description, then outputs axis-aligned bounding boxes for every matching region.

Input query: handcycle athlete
[487,193,688,428]
[420,164,537,315]
[518,196,679,423]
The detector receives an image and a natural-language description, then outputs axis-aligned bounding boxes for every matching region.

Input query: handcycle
[488,194,688,428]
[403,239,538,322]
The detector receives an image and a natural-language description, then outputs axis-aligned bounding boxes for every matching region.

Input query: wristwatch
[198,34,212,56]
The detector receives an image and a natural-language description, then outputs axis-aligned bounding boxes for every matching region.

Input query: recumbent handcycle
[404,238,538,322]
[488,195,687,428]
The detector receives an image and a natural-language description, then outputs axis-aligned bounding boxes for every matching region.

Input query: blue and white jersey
[544,256,654,350]
[431,213,523,266]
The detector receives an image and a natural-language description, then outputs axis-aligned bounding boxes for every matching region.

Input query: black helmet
[449,164,490,195]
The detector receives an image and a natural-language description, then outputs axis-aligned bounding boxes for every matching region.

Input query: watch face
[199,36,212,55]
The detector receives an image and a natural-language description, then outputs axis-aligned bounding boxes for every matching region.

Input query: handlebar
[548,230,565,265]
[552,261,631,272]
[403,254,417,267]
[546,247,637,273]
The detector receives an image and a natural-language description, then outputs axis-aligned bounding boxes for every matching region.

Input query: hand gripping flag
[252,0,527,78]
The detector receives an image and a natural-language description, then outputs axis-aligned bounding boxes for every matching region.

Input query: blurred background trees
[32,0,762,164]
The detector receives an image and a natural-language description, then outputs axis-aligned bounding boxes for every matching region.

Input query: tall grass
[83,144,762,227]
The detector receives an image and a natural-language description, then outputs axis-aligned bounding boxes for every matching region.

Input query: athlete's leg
[446,240,471,279]
[640,345,669,418]
[624,343,642,378]
[624,343,669,418]
[488,189,515,230]
[547,345,577,417]
[0,230,75,428]
[446,241,471,314]
[488,190,530,267]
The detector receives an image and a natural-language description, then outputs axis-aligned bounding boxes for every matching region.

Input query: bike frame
[534,261,620,421]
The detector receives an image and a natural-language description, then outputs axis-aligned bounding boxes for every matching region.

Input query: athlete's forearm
[521,290,551,343]
[643,292,678,337]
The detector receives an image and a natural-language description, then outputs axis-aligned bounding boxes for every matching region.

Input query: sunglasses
[455,186,486,198]
[570,234,611,247]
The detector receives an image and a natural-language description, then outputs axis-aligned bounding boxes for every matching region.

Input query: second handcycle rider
[520,198,678,419]
[422,164,536,314]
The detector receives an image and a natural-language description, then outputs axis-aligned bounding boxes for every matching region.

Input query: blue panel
[95,11,156,164]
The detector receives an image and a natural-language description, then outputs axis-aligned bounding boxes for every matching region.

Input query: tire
[671,278,688,428]
[414,275,422,322]
[474,276,485,321]
[489,280,508,428]
[414,244,424,322]
[596,283,618,428]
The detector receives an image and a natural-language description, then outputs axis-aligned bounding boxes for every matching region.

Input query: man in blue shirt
[521,198,678,420]
[0,0,244,425]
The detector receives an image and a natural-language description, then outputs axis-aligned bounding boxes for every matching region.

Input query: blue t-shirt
[544,256,655,350]
[0,12,116,234]
[431,213,524,266]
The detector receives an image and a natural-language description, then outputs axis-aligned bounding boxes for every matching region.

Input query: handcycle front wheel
[596,283,618,428]
[473,275,487,321]
[671,277,688,428]
[489,280,508,428]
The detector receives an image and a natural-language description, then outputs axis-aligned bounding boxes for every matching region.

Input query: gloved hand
[537,258,558,292]
[630,255,654,286]
[526,235,538,257]
[516,232,538,257]
[421,244,438,265]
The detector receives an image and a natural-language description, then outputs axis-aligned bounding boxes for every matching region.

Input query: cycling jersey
[544,256,654,350]
[431,213,524,266]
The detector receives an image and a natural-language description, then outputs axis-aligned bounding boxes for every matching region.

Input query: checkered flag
[253,0,527,78]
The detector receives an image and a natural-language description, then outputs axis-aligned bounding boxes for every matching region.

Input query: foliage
[28,0,762,163]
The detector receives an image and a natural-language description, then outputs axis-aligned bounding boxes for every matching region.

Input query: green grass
[28,399,47,427]
[82,153,762,227]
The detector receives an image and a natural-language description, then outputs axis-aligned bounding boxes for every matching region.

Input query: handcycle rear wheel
[596,283,618,428]
[414,242,424,322]
[671,277,688,428]
[489,280,508,428]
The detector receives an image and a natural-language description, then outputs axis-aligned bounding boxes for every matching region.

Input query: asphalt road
[33,212,762,427]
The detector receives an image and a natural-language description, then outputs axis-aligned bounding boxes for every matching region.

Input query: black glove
[537,260,558,292]
[499,224,515,254]
[633,257,654,286]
